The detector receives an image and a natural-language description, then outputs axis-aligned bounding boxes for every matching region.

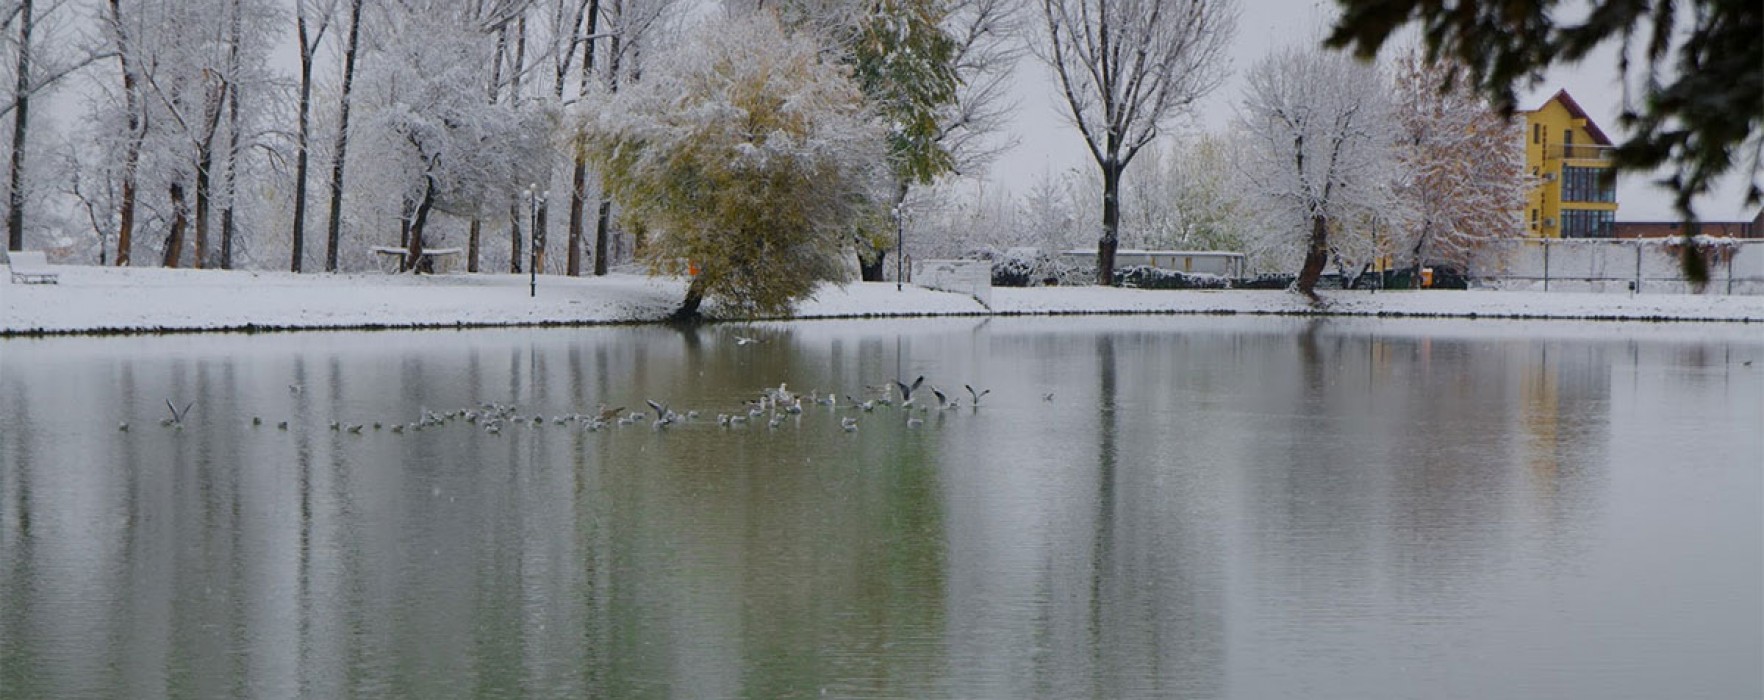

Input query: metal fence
[1483,238,1764,295]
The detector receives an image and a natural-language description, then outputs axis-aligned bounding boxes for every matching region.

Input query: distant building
[1521,90,1617,238]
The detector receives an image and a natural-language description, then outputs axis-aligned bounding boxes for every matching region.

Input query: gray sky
[985,0,1759,223]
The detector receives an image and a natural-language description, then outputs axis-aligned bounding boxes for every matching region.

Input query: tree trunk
[859,253,886,282]
[193,144,212,269]
[117,167,137,264]
[291,11,316,272]
[566,144,586,275]
[592,199,611,275]
[467,218,481,272]
[1294,213,1330,298]
[6,0,34,252]
[592,10,622,277]
[860,179,908,282]
[570,0,601,277]
[404,177,436,273]
[1097,158,1121,286]
[219,0,241,269]
[671,275,707,322]
[324,0,364,272]
[398,197,413,248]
[534,196,547,274]
[163,182,187,267]
[220,87,239,269]
[509,200,523,273]
[111,0,141,266]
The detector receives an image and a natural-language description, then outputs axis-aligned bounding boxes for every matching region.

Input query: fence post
[1542,239,1550,292]
[1635,243,1643,294]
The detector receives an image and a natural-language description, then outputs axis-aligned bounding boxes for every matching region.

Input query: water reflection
[1,318,1758,699]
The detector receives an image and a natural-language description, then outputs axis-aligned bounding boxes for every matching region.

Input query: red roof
[1533,89,1614,146]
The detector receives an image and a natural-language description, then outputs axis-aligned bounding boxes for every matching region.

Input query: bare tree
[5,0,108,252]
[351,0,551,275]
[132,0,235,269]
[1034,0,1235,285]
[938,0,1021,176]
[1237,44,1393,298]
[321,0,362,272]
[105,0,144,266]
[537,0,591,275]
[587,0,673,276]
[5,0,35,252]
[290,0,335,271]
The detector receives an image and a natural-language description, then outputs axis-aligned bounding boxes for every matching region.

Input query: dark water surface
[1,317,1759,699]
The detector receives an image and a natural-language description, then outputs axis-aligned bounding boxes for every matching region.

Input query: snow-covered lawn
[2,263,1759,335]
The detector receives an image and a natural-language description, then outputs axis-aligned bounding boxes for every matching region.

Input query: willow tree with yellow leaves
[583,12,886,320]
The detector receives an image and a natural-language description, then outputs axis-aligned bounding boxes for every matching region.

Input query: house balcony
[1558,144,1615,163]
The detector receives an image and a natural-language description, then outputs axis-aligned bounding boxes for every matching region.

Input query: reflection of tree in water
[1026,332,1226,700]
[0,374,41,697]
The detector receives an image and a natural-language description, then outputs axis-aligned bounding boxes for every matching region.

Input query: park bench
[7,250,58,284]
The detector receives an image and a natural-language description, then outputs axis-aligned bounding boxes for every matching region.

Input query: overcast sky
[985,0,1759,222]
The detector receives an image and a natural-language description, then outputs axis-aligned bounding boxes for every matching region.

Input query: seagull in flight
[165,399,195,426]
[895,376,925,407]
[965,385,990,407]
[734,335,759,346]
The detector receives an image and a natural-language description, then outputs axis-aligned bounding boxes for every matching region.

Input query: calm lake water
[1,316,1759,699]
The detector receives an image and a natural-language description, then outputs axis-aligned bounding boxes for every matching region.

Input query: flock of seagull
[124,376,1003,437]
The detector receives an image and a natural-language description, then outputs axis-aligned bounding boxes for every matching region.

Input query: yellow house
[1522,90,1618,238]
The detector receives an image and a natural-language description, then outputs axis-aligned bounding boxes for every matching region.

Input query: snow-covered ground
[2,263,1760,335]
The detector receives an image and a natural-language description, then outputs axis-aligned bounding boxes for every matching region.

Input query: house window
[1531,209,1539,229]
[1561,209,1614,238]
[1532,124,1541,144]
[1562,166,1616,203]
[1564,130,1574,147]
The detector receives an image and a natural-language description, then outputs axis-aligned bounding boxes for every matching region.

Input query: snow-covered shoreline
[2,263,1760,336]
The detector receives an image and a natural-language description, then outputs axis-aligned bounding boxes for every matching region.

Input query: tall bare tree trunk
[111,0,142,266]
[6,0,34,252]
[534,195,547,274]
[567,0,600,276]
[592,3,622,276]
[219,0,242,269]
[323,0,364,272]
[1096,155,1121,286]
[194,143,213,269]
[507,15,531,273]
[291,7,319,272]
[566,143,587,275]
[509,200,523,273]
[221,84,240,269]
[163,182,187,267]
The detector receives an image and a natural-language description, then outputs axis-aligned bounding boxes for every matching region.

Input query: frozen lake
[2,317,1760,699]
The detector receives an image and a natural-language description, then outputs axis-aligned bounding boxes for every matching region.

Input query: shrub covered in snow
[1113,266,1231,290]
[977,248,1091,287]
